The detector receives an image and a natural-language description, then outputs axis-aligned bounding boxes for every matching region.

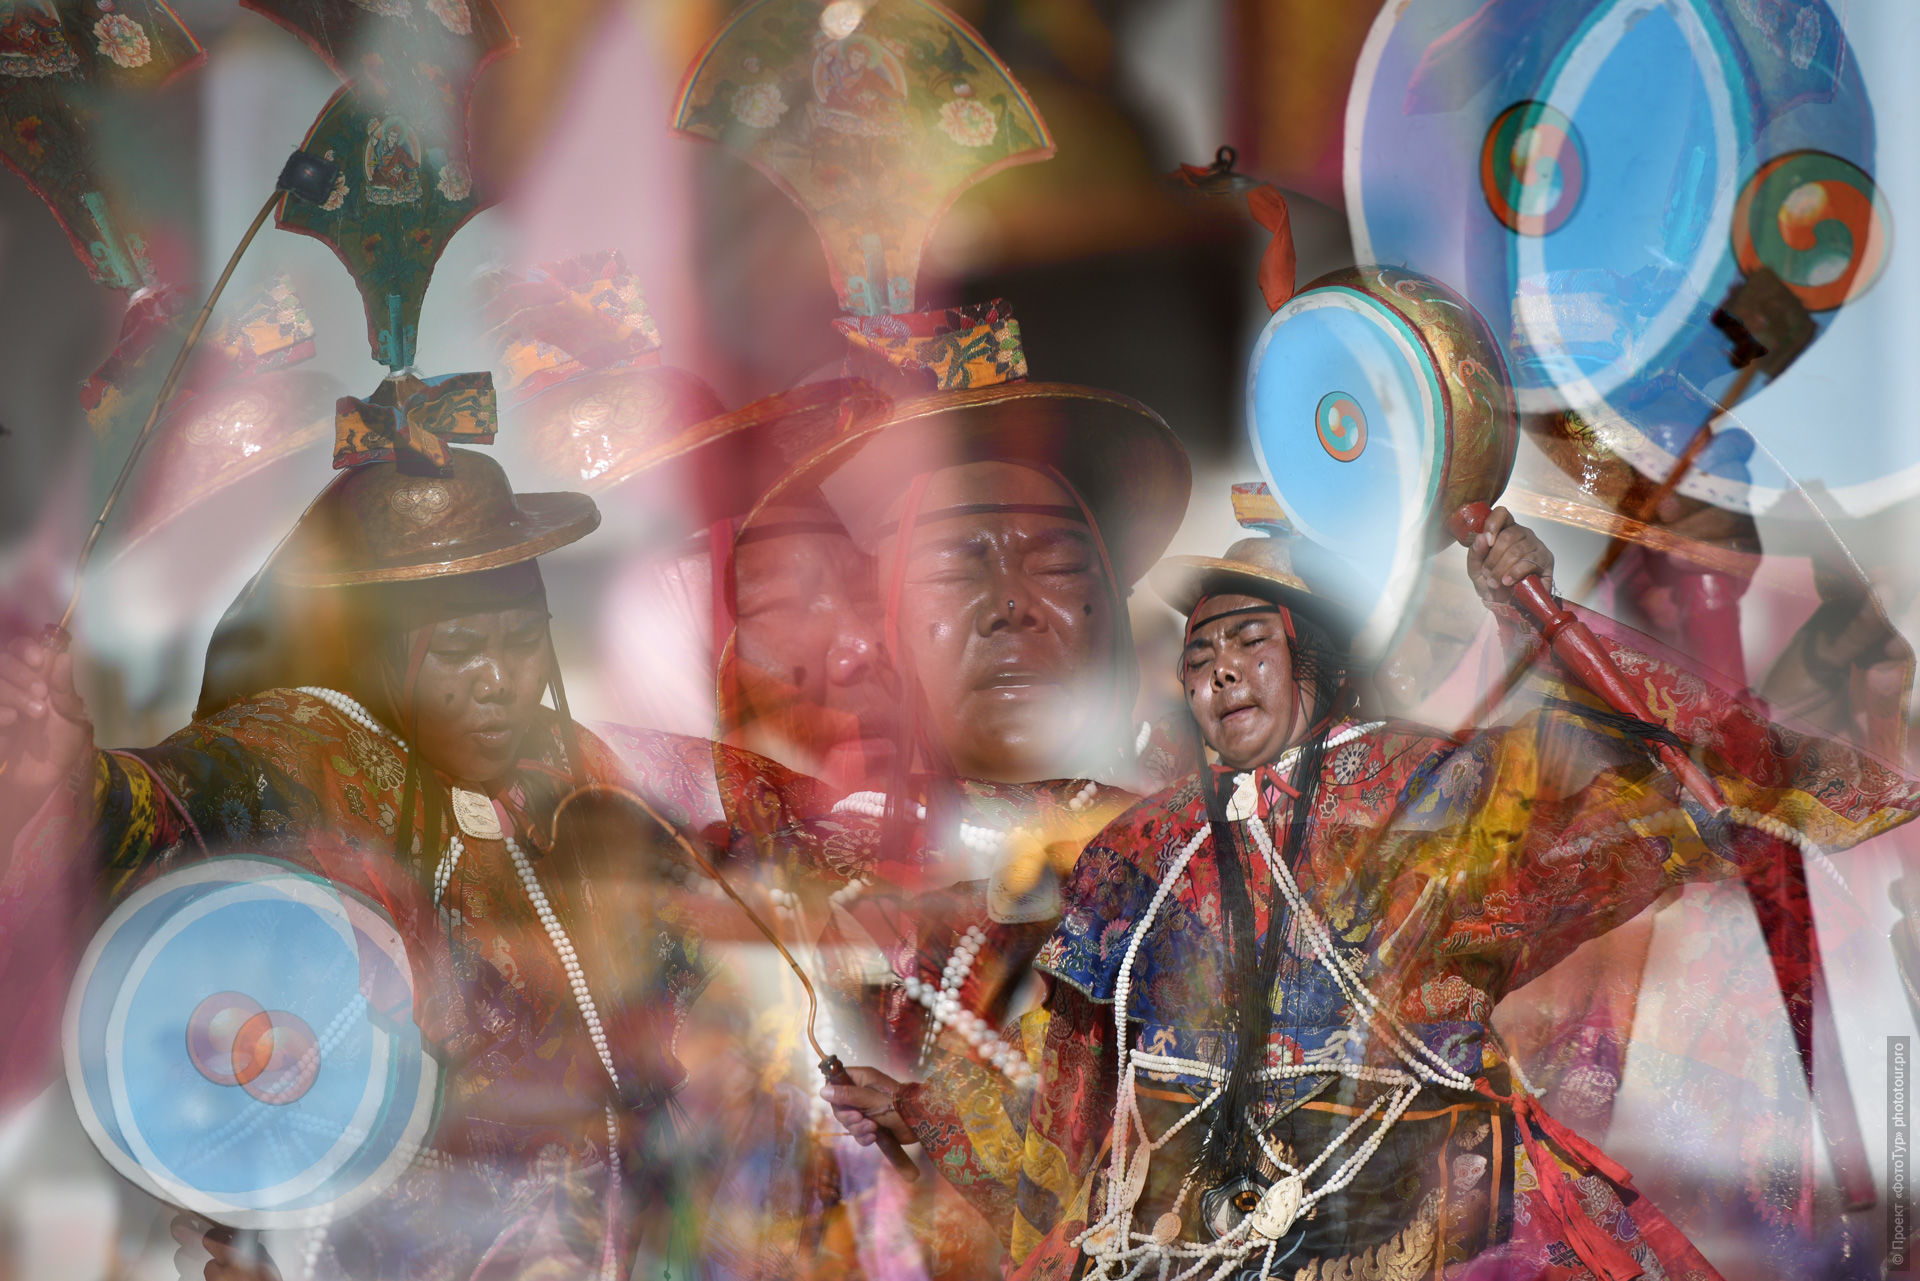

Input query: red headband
[1181,594,1306,755]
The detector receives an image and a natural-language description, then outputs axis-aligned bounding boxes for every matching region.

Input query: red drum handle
[1449,502,1729,815]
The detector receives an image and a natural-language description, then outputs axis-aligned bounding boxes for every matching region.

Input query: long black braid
[1187,605,1355,1185]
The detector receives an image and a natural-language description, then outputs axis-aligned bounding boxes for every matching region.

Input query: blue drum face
[1348,0,1883,509]
[1248,284,1444,655]
[65,859,439,1228]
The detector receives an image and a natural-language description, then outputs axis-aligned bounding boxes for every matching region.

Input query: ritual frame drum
[65,857,441,1229]
[1346,0,1884,509]
[1247,264,1518,658]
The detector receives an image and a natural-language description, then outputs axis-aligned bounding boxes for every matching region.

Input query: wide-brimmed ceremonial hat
[799,379,1191,589]
[594,377,894,519]
[1151,535,1318,617]
[1151,484,1364,638]
[275,448,599,588]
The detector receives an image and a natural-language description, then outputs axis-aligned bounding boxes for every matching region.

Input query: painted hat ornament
[673,0,1054,320]
[0,2,207,427]
[675,0,1192,581]
[0,2,204,293]
[1346,0,1888,511]
[252,0,516,467]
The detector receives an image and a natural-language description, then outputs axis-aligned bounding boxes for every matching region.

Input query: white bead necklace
[831,791,922,820]
[293,688,626,1279]
[505,833,622,1092]
[831,779,1102,858]
[832,781,1099,1088]
[914,923,985,1063]
[900,970,1035,1088]
[1078,722,1468,1281]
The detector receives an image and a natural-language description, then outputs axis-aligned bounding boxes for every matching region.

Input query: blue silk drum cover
[65,858,440,1228]
[1346,0,1890,510]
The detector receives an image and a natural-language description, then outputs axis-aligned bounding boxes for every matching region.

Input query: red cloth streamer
[1477,1080,1645,1281]
[1247,184,1297,312]
[710,516,737,673]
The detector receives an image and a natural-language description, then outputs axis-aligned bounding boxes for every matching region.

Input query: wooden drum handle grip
[820,1056,921,1182]
[1449,503,1729,815]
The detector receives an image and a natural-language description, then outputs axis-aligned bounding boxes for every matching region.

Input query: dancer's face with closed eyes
[1181,593,1301,770]
[878,462,1117,783]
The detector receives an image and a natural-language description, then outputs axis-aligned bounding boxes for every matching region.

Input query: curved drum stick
[553,783,920,1182]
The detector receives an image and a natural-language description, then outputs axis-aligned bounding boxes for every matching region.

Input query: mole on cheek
[1083,604,1093,617]
[443,692,455,705]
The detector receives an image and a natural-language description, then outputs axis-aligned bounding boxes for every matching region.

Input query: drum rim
[63,856,440,1228]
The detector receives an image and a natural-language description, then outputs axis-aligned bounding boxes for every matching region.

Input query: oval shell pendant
[1151,1211,1181,1244]
[1118,1136,1153,1208]
[450,787,503,840]
[1226,772,1258,821]
[1249,1173,1305,1240]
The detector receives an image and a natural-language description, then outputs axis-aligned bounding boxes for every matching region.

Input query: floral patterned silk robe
[897,622,1920,1281]
[4,688,831,1281]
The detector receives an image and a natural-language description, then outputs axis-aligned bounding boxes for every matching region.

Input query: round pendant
[1151,1211,1182,1244]
[450,788,503,840]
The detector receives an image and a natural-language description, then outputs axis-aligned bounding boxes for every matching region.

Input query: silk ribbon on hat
[835,297,1027,391]
[334,370,496,470]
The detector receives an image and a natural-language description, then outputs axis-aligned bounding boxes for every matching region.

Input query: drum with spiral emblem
[1247,265,1518,659]
[65,858,440,1228]
[1346,0,1885,508]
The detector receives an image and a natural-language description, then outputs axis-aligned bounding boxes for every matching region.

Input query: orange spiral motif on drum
[186,992,320,1105]
[1481,102,1584,236]
[1733,150,1890,312]
[1315,391,1367,462]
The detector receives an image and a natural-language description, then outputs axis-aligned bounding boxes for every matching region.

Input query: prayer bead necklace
[1080,722,1473,1281]
[832,778,1101,859]
[830,781,1099,1087]
[291,688,630,1281]
[894,922,1036,1087]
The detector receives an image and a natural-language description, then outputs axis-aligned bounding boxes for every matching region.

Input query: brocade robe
[898,621,1920,1281]
[722,776,1137,1281]
[5,688,830,1280]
